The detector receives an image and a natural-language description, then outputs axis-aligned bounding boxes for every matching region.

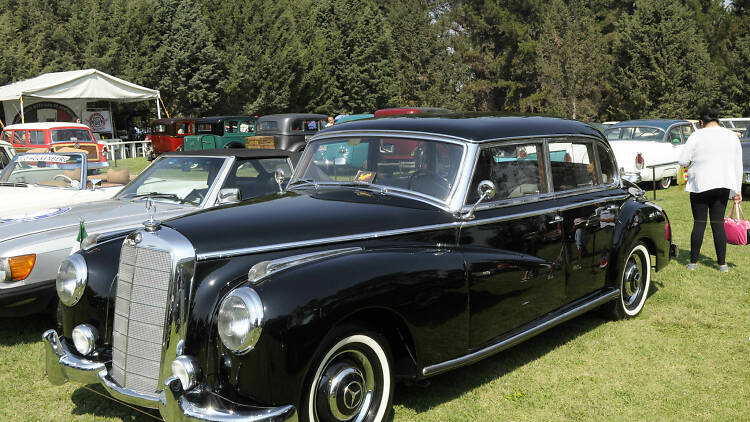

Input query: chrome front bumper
[620,171,642,183]
[43,330,297,422]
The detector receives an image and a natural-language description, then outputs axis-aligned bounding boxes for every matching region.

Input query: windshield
[605,126,665,141]
[0,153,84,189]
[293,137,464,202]
[51,128,94,143]
[117,156,226,206]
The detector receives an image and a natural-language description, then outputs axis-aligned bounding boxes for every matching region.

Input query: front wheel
[303,327,393,422]
[604,243,651,320]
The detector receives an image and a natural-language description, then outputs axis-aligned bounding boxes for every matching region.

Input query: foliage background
[0,0,748,122]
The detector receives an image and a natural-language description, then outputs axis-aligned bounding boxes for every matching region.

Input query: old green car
[183,116,257,150]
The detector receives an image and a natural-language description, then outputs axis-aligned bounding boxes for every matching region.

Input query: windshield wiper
[124,192,188,204]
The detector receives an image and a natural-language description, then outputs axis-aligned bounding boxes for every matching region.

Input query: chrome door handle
[549,215,564,224]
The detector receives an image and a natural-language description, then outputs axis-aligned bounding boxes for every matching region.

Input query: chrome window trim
[195,192,629,261]
[290,131,473,212]
[460,137,620,211]
[248,247,363,284]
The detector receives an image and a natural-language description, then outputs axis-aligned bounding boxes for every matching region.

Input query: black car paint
[65,187,669,408]
[58,115,673,413]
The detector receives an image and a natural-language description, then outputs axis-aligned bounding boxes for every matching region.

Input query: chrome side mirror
[217,188,241,205]
[274,168,285,194]
[462,180,496,220]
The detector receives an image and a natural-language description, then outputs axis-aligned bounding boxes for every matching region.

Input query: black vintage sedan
[44,115,675,422]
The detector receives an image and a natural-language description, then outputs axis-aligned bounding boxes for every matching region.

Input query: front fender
[209,246,467,407]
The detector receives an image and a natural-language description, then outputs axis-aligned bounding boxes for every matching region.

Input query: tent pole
[20,95,24,123]
[108,101,115,140]
[156,98,161,119]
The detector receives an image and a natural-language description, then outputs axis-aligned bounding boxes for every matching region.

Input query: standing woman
[679,108,743,272]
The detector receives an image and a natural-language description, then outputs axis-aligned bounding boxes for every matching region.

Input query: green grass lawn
[107,157,150,176]
[1,186,748,421]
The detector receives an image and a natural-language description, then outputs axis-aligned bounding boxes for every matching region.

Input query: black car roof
[195,116,257,124]
[258,113,327,121]
[318,114,603,142]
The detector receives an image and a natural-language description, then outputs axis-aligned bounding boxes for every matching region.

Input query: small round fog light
[171,355,200,391]
[72,324,98,356]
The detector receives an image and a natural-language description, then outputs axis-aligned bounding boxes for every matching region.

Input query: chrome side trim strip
[197,223,461,261]
[421,289,620,377]
[248,247,363,284]
[196,194,629,261]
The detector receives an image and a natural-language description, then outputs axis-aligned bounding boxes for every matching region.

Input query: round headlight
[217,288,264,354]
[72,324,98,356]
[56,254,87,306]
[171,355,201,391]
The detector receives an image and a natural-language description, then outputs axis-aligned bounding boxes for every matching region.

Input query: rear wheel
[659,177,671,189]
[303,326,393,422]
[604,243,651,320]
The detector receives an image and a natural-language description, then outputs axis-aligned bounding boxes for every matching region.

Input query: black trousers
[689,188,729,265]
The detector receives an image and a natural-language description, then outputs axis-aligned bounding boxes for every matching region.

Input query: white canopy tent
[0,69,162,134]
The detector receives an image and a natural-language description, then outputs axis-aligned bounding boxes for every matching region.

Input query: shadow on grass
[393,312,609,414]
[71,385,161,421]
[672,245,730,268]
[0,312,56,346]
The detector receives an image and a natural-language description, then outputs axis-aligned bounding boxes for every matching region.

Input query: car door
[550,140,621,301]
[460,141,567,349]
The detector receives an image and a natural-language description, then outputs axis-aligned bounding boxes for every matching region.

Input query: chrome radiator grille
[112,242,172,394]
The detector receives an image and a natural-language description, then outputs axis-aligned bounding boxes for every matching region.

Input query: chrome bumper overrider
[43,330,297,422]
[621,172,642,183]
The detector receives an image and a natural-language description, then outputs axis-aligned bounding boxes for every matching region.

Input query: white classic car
[0,152,128,220]
[604,119,695,189]
[0,139,14,169]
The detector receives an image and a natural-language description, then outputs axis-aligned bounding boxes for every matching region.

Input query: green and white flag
[71,218,88,254]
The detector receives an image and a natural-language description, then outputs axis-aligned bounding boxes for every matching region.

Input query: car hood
[164,188,457,258]
[0,186,119,218]
[0,198,193,244]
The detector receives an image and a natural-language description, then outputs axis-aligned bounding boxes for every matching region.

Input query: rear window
[51,128,94,143]
[152,124,168,134]
[292,119,320,131]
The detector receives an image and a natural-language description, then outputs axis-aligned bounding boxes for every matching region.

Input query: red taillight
[635,153,644,170]
[665,222,671,241]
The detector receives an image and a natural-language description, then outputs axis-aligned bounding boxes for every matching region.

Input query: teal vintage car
[183,116,257,150]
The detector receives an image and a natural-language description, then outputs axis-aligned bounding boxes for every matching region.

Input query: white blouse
[678,126,743,196]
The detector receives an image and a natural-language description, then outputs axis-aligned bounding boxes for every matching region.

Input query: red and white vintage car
[0,122,108,168]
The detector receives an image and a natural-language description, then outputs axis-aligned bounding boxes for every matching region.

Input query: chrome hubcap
[623,254,644,308]
[316,350,375,422]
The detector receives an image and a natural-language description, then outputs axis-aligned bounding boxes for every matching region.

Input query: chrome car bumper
[620,171,642,183]
[43,330,297,422]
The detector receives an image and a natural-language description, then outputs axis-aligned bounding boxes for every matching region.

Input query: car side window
[548,141,595,191]
[0,148,9,167]
[682,125,694,139]
[0,131,10,143]
[223,158,292,199]
[595,143,617,185]
[667,127,682,144]
[239,120,255,133]
[29,130,45,145]
[467,142,546,203]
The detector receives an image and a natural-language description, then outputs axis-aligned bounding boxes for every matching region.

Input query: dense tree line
[0,0,748,122]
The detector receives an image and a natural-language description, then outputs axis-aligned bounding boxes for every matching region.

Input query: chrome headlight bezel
[56,254,87,306]
[0,258,10,282]
[72,324,98,356]
[217,287,264,355]
[171,355,201,391]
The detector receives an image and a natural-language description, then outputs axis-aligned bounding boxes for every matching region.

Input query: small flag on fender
[71,218,88,254]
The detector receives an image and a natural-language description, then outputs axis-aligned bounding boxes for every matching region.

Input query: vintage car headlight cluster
[0,254,36,282]
[56,254,87,306]
[72,324,98,356]
[217,287,264,354]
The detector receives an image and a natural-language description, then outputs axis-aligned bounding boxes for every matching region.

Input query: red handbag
[724,202,750,245]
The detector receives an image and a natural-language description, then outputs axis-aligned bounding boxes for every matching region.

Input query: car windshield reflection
[0,153,85,189]
[117,156,226,206]
[292,137,464,202]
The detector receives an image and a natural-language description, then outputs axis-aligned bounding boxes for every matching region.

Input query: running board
[421,289,620,377]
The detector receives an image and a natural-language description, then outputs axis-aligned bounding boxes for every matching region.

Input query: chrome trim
[43,329,104,386]
[159,386,298,422]
[306,129,472,144]
[196,194,629,261]
[171,355,201,391]
[421,289,621,377]
[99,370,161,408]
[197,223,461,261]
[248,247,363,284]
[218,287,264,355]
[56,253,87,306]
[72,324,98,356]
